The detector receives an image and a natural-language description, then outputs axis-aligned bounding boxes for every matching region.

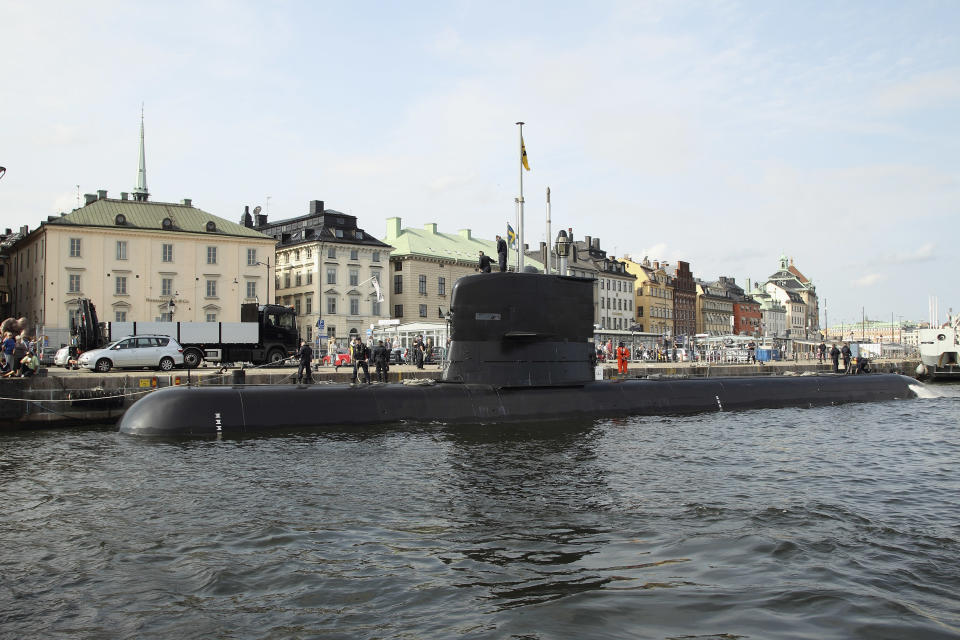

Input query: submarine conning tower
[442,273,596,387]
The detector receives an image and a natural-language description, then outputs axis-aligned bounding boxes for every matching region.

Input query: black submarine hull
[117,374,918,437]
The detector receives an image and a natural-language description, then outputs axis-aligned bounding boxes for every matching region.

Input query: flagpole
[516,121,525,273]
[545,186,551,274]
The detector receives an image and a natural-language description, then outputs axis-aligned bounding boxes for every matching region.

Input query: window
[393,275,402,294]
[206,279,217,297]
[247,248,257,266]
[306,296,312,314]
[295,299,302,315]
[306,248,311,259]
[350,269,359,286]
[69,238,81,257]
[162,244,173,262]
[394,304,403,317]
[295,272,302,286]
[206,313,217,322]
[327,247,336,259]
[350,298,359,315]
[350,249,359,261]
[115,276,127,295]
[115,310,127,322]
[600,297,605,309]
[395,261,402,271]
[326,268,337,285]
[116,241,127,260]
[207,246,217,264]
[438,277,446,295]
[68,274,81,293]
[161,278,173,297]
[246,281,256,298]
[295,250,300,261]
[284,273,291,288]
[327,297,337,314]
[418,275,427,294]
[68,309,80,331]
[419,304,427,317]
[372,300,381,316]
[306,326,312,342]
[372,251,380,262]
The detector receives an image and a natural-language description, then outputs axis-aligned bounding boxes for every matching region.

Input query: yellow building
[623,256,673,335]
[696,280,734,336]
[11,191,276,338]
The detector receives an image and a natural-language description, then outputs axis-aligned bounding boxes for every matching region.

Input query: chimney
[424,223,438,234]
[386,217,402,239]
[309,200,324,215]
[458,229,472,240]
[181,198,192,207]
[120,192,129,200]
[584,235,592,249]
[654,261,660,269]
[97,189,107,200]
[84,193,97,205]
[256,213,267,227]
[592,237,600,250]
[241,205,253,228]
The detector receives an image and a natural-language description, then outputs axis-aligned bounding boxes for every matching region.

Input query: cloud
[876,243,937,265]
[873,68,960,112]
[852,273,883,287]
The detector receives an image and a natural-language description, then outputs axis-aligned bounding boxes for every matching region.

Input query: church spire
[132,106,149,202]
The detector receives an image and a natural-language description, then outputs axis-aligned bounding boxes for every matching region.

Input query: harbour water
[2,385,958,639]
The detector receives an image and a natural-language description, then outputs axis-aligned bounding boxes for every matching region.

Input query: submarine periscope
[118,273,918,437]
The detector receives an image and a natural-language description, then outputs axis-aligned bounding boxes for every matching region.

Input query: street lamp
[255,259,272,304]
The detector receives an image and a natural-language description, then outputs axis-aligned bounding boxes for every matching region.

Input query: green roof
[382,218,545,270]
[47,198,272,239]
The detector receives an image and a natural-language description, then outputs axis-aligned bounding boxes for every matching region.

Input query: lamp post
[256,259,272,305]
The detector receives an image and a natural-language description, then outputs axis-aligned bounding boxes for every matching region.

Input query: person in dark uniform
[295,339,313,383]
[372,339,390,382]
[496,235,508,272]
[817,341,827,363]
[841,343,852,373]
[478,251,493,273]
[830,344,840,371]
[351,336,371,383]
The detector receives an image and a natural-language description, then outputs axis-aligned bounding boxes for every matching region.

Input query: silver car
[78,335,185,373]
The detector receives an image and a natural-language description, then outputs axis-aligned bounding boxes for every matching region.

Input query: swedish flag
[507,223,517,249]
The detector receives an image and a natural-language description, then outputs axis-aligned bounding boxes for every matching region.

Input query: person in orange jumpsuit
[616,342,630,374]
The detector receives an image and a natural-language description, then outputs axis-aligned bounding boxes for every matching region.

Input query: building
[254,200,392,346]
[713,276,761,336]
[10,191,276,340]
[764,255,819,338]
[671,261,697,341]
[563,234,636,330]
[750,284,788,339]
[623,256,673,335]
[382,217,545,348]
[0,226,28,320]
[696,280,734,336]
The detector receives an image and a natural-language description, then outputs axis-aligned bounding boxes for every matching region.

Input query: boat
[118,273,919,437]
[916,315,960,380]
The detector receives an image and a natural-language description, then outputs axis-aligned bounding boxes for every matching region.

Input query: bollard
[231,369,246,385]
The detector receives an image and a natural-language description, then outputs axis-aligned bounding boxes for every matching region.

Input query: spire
[132,105,149,202]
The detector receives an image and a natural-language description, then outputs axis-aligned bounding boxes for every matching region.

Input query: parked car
[389,348,406,365]
[38,346,59,366]
[424,346,447,364]
[77,335,185,372]
[54,346,73,367]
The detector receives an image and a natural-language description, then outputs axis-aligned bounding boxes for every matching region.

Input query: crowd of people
[0,331,42,378]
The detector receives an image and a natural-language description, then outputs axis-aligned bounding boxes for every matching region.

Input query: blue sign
[317,319,325,330]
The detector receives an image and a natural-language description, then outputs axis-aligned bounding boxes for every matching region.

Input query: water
[2,387,959,639]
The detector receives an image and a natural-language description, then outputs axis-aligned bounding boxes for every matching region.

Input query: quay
[0,358,921,431]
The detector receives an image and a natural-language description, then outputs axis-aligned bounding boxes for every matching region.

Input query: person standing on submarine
[351,336,371,383]
[496,235,508,272]
[478,251,493,273]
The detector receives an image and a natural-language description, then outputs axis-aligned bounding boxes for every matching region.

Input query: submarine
[118,273,918,437]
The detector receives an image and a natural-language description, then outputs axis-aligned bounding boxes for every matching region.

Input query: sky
[2,1,958,327]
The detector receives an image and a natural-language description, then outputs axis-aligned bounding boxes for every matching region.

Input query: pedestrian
[841,343,852,373]
[295,339,313,383]
[415,335,425,369]
[372,339,390,382]
[829,344,840,371]
[1,332,14,373]
[818,341,827,363]
[351,336,371,383]
[18,349,40,378]
[478,251,493,273]
[615,341,630,375]
[496,234,508,272]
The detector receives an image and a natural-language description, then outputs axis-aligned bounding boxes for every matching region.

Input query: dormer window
[115,214,127,225]
[162,217,173,229]
[205,221,217,232]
